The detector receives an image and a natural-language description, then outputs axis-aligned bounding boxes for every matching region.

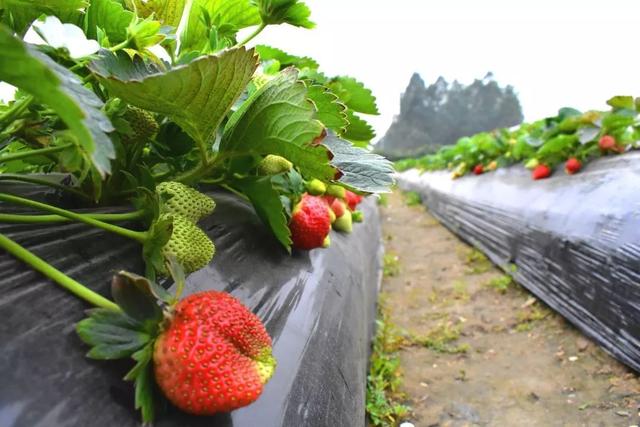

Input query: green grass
[485,275,512,294]
[366,297,411,426]
[377,193,389,207]
[403,191,422,206]
[515,305,548,332]
[452,280,469,301]
[464,248,492,274]
[383,253,401,277]
[413,322,470,354]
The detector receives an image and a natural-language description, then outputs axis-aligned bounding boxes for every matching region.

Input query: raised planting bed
[0,186,383,427]
[397,152,640,372]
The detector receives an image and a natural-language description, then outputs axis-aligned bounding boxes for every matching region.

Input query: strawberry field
[0,1,392,426]
[3,1,640,426]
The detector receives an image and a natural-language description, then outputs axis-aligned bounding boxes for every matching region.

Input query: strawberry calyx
[76,270,172,424]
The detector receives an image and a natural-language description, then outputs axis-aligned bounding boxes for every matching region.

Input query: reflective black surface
[0,184,382,427]
[397,153,640,373]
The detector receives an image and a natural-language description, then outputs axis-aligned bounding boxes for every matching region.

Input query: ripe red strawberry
[532,164,552,180]
[598,135,616,151]
[330,198,346,218]
[564,157,581,175]
[473,164,484,175]
[289,194,331,250]
[344,190,363,211]
[154,291,275,415]
[322,195,336,206]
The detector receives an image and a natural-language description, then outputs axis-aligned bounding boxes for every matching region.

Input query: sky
[253,0,640,142]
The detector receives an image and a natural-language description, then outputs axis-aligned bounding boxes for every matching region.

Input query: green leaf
[85,0,135,43]
[76,308,151,359]
[602,111,635,130]
[111,272,163,324]
[0,27,115,176]
[577,126,599,144]
[306,84,347,134]
[537,134,577,157]
[143,214,173,274]
[328,76,379,115]
[127,16,166,52]
[322,132,394,193]
[0,0,86,35]
[130,344,156,424]
[255,44,318,70]
[252,0,314,28]
[607,95,634,110]
[343,110,375,145]
[220,68,334,180]
[181,0,261,51]
[136,0,187,27]
[90,47,258,147]
[233,176,291,250]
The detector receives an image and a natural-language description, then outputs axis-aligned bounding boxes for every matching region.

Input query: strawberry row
[396,96,640,180]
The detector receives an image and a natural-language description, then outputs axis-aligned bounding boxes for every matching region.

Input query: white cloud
[246,0,640,141]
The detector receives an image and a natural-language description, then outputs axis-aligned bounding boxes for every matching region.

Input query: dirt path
[379,190,640,427]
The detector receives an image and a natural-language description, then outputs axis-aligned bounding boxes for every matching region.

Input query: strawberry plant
[0,0,394,423]
[397,95,640,180]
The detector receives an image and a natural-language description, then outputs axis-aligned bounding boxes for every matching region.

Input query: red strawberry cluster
[288,189,366,250]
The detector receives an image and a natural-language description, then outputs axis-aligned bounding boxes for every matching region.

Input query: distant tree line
[376,72,523,159]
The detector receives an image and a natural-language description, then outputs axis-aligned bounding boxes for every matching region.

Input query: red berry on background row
[564,157,582,175]
[532,164,552,180]
[598,135,616,151]
[473,164,484,175]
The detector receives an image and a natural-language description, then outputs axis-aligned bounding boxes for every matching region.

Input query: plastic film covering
[0,183,382,427]
[396,153,640,372]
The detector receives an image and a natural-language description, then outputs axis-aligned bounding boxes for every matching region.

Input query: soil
[379,190,640,427]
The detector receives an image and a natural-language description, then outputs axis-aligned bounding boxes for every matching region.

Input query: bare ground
[379,190,640,427]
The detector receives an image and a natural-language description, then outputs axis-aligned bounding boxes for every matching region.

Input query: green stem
[0,193,148,243]
[109,38,130,52]
[173,159,212,185]
[0,233,120,311]
[221,184,249,201]
[0,174,92,201]
[0,209,145,224]
[238,23,266,46]
[0,95,34,128]
[0,143,73,163]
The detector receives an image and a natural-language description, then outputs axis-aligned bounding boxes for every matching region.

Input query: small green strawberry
[158,214,215,275]
[352,210,364,222]
[525,158,539,169]
[122,106,159,144]
[305,178,327,196]
[257,154,293,175]
[326,184,346,199]
[156,182,215,224]
[333,209,353,233]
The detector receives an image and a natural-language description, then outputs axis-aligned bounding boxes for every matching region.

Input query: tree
[376,73,523,159]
